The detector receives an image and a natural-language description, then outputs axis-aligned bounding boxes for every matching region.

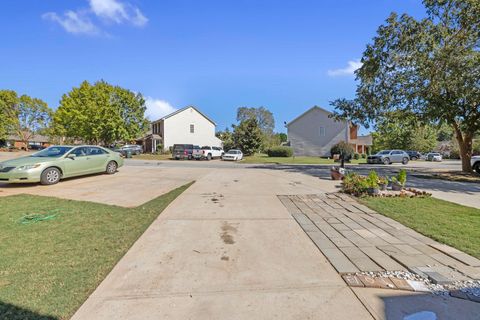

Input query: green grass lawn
[0,183,192,320]
[241,154,367,165]
[361,197,480,259]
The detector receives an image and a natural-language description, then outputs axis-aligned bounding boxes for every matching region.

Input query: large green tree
[237,107,275,134]
[14,95,52,150]
[372,111,437,153]
[233,118,263,155]
[0,90,52,150]
[331,0,480,172]
[54,81,148,145]
[0,90,19,140]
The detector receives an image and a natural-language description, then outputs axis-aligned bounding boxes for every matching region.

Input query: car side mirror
[67,154,76,160]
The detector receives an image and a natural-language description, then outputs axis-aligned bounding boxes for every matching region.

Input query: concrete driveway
[71,167,372,320]
[0,165,208,207]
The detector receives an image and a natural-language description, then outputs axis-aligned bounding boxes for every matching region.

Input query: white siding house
[286,106,372,157]
[148,106,222,152]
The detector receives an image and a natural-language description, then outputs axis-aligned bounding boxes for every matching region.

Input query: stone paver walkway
[278,193,480,284]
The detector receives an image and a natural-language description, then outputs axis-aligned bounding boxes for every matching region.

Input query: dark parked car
[406,151,422,161]
[108,147,127,157]
[120,144,143,155]
[367,150,409,165]
[173,144,194,160]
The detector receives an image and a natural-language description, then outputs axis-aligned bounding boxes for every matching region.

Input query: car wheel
[411,156,417,161]
[383,158,390,165]
[41,167,61,185]
[474,163,480,174]
[106,161,117,174]
[207,153,212,161]
[402,157,409,165]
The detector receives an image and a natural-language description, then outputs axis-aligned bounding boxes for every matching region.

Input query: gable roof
[286,106,344,127]
[154,106,217,126]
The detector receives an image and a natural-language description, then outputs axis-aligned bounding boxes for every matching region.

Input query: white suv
[201,146,224,160]
[471,155,480,174]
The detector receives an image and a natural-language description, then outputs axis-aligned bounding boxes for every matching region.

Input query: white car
[426,152,442,162]
[471,155,480,174]
[222,149,243,161]
[200,146,224,160]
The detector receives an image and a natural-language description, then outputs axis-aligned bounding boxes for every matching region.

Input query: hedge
[266,146,293,157]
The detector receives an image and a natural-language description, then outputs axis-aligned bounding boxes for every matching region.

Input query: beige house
[286,106,372,157]
[141,106,222,153]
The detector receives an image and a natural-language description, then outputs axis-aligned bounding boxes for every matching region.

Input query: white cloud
[327,60,363,77]
[43,0,147,35]
[88,0,148,26]
[42,11,99,35]
[145,98,177,120]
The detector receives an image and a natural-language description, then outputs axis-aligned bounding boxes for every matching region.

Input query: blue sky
[1,0,425,133]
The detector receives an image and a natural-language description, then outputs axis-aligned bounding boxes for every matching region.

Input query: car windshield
[227,150,238,154]
[377,150,391,155]
[31,146,72,158]
[201,146,211,150]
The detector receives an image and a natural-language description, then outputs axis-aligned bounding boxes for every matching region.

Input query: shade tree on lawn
[0,90,52,150]
[54,80,149,145]
[331,0,480,172]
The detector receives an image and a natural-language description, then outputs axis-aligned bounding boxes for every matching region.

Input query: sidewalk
[72,168,372,319]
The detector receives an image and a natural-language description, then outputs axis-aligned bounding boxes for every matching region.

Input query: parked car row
[172,144,243,161]
[367,149,447,165]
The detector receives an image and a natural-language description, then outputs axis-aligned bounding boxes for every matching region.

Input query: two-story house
[286,106,372,157]
[140,106,222,153]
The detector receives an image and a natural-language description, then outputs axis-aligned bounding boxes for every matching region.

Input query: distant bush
[353,153,360,160]
[330,141,355,159]
[266,146,293,157]
[361,153,367,159]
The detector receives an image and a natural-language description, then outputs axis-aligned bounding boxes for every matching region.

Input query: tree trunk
[453,123,473,173]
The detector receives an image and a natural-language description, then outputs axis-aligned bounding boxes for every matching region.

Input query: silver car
[367,150,410,165]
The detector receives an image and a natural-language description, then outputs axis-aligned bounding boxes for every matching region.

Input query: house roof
[286,106,345,127]
[153,106,217,126]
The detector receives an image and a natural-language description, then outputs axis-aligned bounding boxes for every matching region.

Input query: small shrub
[397,169,407,185]
[266,146,293,157]
[342,173,368,196]
[330,141,355,159]
[361,153,366,159]
[378,176,388,185]
[354,153,360,160]
[366,171,379,188]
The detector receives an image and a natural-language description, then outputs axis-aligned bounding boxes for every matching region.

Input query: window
[190,124,195,133]
[87,147,107,156]
[319,126,326,137]
[70,147,88,157]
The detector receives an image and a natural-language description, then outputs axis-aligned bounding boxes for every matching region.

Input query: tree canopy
[331,0,480,172]
[236,107,275,134]
[0,90,52,149]
[371,111,437,153]
[0,90,19,140]
[233,118,263,155]
[54,80,148,145]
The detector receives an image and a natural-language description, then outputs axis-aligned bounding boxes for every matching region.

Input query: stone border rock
[342,271,480,303]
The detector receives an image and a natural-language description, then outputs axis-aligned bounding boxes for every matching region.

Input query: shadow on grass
[0,301,58,320]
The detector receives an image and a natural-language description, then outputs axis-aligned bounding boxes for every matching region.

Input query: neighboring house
[286,106,372,157]
[139,106,222,153]
[1,134,50,150]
